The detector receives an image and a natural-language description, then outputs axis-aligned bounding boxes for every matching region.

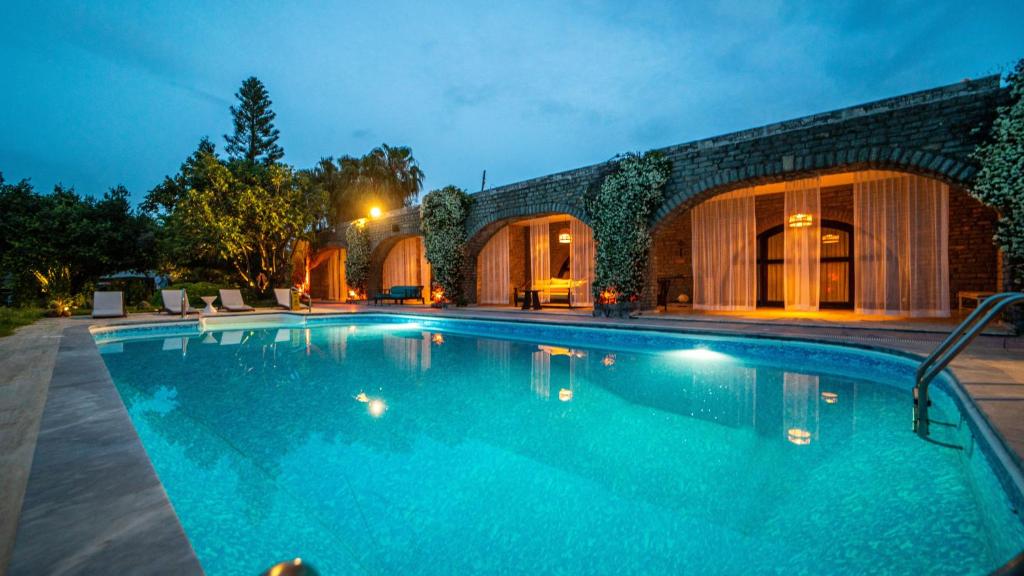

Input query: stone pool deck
[1,305,1022,575]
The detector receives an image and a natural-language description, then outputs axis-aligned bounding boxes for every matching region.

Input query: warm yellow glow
[355,217,368,228]
[355,392,369,403]
[558,229,571,244]
[787,428,812,445]
[602,354,616,367]
[822,391,838,404]
[369,206,382,219]
[822,233,840,244]
[431,333,444,345]
[368,399,387,417]
[294,558,302,566]
[788,213,813,228]
[538,345,584,358]
[559,388,573,402]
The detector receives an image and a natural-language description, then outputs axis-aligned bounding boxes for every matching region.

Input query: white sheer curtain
[691,188,757,310]
[418,240,431,301]
[383,237,428,294]
[479,226,510,305]
[530,220,551,303]
[854,171,949,317]
[784,178,821,311]
[569,217,595,306]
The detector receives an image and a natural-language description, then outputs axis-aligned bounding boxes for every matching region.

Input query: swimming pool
[95,314,1024,575]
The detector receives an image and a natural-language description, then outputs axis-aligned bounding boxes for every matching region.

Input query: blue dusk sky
[1,1,1022,204]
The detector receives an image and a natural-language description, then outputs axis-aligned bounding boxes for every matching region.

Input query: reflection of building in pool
[382,332,432,372]
[783,373,819,445]
[531,344,588,400]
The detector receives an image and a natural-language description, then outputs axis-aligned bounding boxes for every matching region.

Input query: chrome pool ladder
[914,292,1024,438]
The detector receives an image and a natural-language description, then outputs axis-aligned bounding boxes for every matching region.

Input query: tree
[224,77,284,165]
[313,143,424,223]
[972,58,1024,290]
[0,175,158,306]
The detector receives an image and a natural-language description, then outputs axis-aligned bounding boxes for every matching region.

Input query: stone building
[312,75,1007,318]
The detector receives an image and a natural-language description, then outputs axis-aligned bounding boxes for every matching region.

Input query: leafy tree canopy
[0,175,158,305]
[309,143,424,223]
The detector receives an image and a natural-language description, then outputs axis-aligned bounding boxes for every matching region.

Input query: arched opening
[474,215,595,308]
[379,236,431,303]
[308,246,347,301]
[650,169,1001,320]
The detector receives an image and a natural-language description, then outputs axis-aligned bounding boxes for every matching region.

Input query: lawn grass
[0,307,45,337]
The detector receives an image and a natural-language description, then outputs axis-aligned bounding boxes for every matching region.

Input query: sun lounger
[91,291,126,318]
[218,289,255,312]
[274,288,292,310]
[161,289,198,315]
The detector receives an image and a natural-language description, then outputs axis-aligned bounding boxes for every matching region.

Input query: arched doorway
[476,215,595,307]
[381,236,431,302]
[757,220,854,309]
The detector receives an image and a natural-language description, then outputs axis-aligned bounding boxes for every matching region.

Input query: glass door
[758,220,853,309]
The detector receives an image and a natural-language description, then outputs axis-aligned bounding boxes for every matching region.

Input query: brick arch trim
[652,147,976,231]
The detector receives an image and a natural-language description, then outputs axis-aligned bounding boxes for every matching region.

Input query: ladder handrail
[916,292,1019,384]
[914,292,1024,437]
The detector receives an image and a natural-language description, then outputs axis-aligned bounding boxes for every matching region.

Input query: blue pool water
[96,315,1024,575]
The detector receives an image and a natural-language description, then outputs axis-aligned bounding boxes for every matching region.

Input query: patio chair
[91,291,126,318]
[274,288,292,310]
[161,289,198,315]
[218,289,255,312]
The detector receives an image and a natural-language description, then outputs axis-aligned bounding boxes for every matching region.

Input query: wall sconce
[788,213,813,228]
[558,228,571,244]
[822,233,839,245]
[821,392,838,404]
[369,206,382,219]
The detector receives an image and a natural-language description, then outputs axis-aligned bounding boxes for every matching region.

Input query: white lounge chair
[274,288,292,310]
[218,289,254,312]
[91,291,125,318]
[161,289,198,315]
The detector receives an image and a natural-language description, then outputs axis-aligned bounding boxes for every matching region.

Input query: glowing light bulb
[368,399,387,417]
[369,206,382,219]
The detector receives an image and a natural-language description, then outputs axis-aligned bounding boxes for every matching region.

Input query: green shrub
[421,186,472,305]
[345,223,371,295]
[586,151,671,302]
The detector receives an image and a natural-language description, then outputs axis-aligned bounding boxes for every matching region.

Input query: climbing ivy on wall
[421,185,472,305]
[344,222,371,295]
[972,58,1024,289]
[585,151,672,302]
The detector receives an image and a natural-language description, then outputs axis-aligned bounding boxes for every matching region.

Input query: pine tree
[224,77,284,164]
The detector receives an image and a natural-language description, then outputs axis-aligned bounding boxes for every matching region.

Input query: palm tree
[323,144,425,222]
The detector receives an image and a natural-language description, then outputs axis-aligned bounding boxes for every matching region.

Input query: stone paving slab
[7,324,201,576]
[0,319,64,575]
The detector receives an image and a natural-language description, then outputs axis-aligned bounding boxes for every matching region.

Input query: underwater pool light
[670,347,731,362]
